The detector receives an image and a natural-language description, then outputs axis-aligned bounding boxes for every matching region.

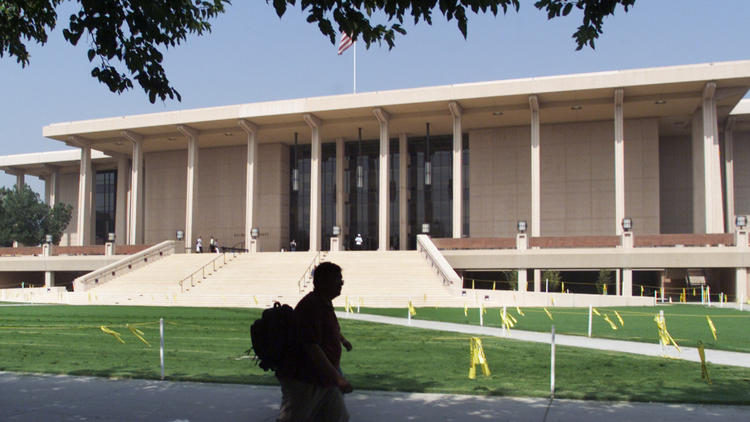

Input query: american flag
[338,32,354,55]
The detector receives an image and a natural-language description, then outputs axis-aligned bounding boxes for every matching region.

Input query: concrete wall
[734,130,750,216]
[469,118,659,237]
[57,172,80,246]
[659,135,693,233]
[143,143,289,251]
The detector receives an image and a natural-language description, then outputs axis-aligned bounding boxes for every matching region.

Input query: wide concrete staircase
[60,250,460,308]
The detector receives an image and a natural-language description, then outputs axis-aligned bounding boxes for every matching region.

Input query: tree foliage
[542,269,562,292]
[0,0,635,102]
[0,185,72,246]
[596,269,613,293]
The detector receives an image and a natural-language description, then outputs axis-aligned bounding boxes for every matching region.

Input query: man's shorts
[277,377,349,422]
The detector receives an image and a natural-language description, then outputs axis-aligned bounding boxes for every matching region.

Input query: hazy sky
[2,1,749,193]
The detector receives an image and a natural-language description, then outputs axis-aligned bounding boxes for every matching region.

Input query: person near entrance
[354,234,363,250]
[290,239,297,252]
[276,262,352,421]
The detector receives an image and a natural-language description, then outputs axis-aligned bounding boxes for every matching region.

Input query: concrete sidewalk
[2,372,749,421]
[337,312,750,368]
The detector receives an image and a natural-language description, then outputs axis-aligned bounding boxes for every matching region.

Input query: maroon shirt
[279,291,341,385]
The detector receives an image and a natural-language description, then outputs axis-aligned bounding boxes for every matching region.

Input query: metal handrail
[179,252,238,293]
[297,251,321,293]
[416,234,462,291]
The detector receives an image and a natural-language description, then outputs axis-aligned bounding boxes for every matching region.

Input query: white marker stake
[550,325,556,398]
[588,305,593,337]
[407,303,412,326]
[659,310,665,355]
[357,296,361,314]
[479,303,484,327]
[545,278,549,293]
[160,318,165,380]
[707,286,711,306]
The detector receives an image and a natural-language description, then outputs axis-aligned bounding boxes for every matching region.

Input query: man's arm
[304,343,353,393]
[340,334,352,352]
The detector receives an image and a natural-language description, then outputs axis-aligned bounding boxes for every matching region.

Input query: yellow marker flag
[253,296,259,305]
[492,282,496,291]
[706,316,718,341]
[603,284,608,295]
[408,301,417,317]
[472,279,475,290]
[500,310,515,330]
[464,304,468,317]
[544,308,553,320]
[614,310,624,327]
[592,307,601,316]
[602,314,618,330]
[515,306,525,317]
[100,326,125,344]
[551,297,556,306]
[468,337,491,379]
[126,324,151,347]
[561,282,565,293]
[640,285,644,296]
[507,313,518,325]
[482,305,487,315]
[692,288,696,297]
[698,340,712,384]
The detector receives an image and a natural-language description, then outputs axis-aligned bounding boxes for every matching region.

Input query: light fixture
[492,111,504,116]
[736,215,747,229]
[45,234,53,244]
[621,217,633,232]
[517,220,527,233]
[356,127,364,189]
[570,105,582,111]
[251,228,259,239]
[224,132,233,137]
[424,122,432,186]
[422,223,430,234]
[332,226,341,236]
[168,136,176,141]
[654,99,667,105]
[115,141,124,146]
[176,230,184,241]
[292,132,299,192]
[107,232,115,242]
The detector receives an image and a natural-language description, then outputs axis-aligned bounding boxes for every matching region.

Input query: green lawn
[353,304,750,353]
[1,305,749,404]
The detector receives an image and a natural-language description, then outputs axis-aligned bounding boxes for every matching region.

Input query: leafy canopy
[0,0,635,102]
[0,185,72,246]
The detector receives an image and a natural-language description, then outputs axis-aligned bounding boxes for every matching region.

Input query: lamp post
[45,234,53,244]
[621,217,633,232]
[517,220,527,234]
[736,215,747,230]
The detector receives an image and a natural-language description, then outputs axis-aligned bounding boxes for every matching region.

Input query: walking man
[276,262,352,421]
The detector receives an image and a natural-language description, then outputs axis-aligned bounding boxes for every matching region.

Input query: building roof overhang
[0,150,112,178]
[41,60,750,157]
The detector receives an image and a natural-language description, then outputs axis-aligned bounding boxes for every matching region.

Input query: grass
[354,304,750,353]
[1,304,750,404]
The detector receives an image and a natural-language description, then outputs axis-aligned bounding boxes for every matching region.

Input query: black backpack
[250,302,297,372]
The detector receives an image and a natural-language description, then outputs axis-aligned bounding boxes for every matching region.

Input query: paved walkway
[336,312,750,368]
[2,372,749,421]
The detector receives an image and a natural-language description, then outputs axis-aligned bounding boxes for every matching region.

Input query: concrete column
[122,131,144,245]
[239,120,259,251]
[622,269,633,297]
[44,271,55,288]
[534,269,541,292]
[75,141,92,246]
[614,88,625,235]
[695,82,724,233]
[736,268,747,305]
[399,133,408,250]
[449,102,463,238]
[335,138,345,243]
[178,125,200,252]
[45,167,58,205]
[529,95,541,237]
[374,108,390,250]
[115,157,129,245]
[518,269,528,292]
[615,269,621,296]
[725,117,736,232]
[15,171,25,189]
[304,114,322,251]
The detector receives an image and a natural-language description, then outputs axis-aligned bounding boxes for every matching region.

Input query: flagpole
[353,41,357,94]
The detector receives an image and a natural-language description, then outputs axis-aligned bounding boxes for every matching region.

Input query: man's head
[313,262,344,299]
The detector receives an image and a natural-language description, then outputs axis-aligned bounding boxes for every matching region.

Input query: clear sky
[1,0,749,194]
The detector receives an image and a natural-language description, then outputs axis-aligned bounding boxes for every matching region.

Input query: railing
[416,235,462,290]
[73,241,177,292]
[432,234,740,250]
[297,251,321,293]
[0,244,152,257]
[179,252,239,293]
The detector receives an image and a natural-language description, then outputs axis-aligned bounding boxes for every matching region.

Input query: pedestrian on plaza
[195,236,203,253]
[276,261,352,422]
[290,239,297,252]
[354,233,363,250]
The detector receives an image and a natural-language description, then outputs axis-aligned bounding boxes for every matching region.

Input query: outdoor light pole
[424,122,432,236]
[356,127,363,246]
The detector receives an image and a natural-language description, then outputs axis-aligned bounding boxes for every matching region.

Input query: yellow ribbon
[698,340,712,384]
[100,326,125,344]
[408,300,416,317]
[468,337,491,379]
[602,314,618,330]
[126,324,151,347]
[464,304,468,317]
[544,308,553,320]
[654,313,680,352]
[592,307,601,316]
[253,296,258,305]
[602,284,608,295]
[641,285,644,296]
[706,316,717,341]
[614,310,624,327]
[550,297,556,306]
[515,306,525,317]
[500,310,515,332]
[561,282,565,293]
